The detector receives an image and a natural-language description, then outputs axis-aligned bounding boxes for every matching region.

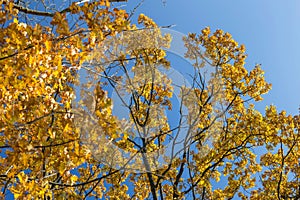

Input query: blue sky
[2,1,298,199]
[122,0,300,115]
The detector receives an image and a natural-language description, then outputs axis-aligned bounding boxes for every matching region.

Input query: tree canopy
[0,0,299,199]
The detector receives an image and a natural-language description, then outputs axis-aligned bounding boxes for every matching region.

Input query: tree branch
[12,3,54,17]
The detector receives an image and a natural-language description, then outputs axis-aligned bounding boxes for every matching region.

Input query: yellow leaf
[45,40,52,51]
[17,172,27,184]
[71,175,78,183]
[58,163,65,175]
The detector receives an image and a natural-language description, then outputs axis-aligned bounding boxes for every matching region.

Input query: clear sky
[121,0,300,115]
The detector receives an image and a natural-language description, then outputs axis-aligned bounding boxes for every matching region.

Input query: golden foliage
[0,1,299,199]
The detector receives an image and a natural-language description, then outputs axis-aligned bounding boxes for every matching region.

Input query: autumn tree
[0,0,299,199]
